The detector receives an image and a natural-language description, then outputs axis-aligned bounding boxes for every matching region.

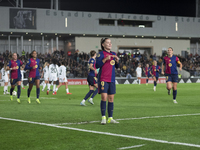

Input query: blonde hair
[43,62,49,68]
[3,63,7,70]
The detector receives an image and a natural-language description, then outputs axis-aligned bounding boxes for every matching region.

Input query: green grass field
[0,83,200,150]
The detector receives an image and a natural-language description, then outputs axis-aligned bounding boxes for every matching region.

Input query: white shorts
[59,77,68,83]
[44,76,49,81]
[49,76,57,82]
[137,74,142,78]
[3,77,8,82]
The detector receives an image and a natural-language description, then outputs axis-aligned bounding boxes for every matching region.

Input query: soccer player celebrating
[151,60,161,91]
[136,63,142,85]
[25,50,41,104]
[80,50,98,106]
[48,59,59,95]
[161,47,182,103]
[96,38,119,125]
[1,63,10,94]
[41,62,49,92]
[143,64,151,85]
[55,61,72,94]
[7,52,23,103]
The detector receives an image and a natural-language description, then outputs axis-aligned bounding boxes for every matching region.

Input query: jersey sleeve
[176,57,181,64]
[96,52,104,68]
[163,58,166,65]
[25,59,32,70]
[20,60,23,66]
[7,61,11,68]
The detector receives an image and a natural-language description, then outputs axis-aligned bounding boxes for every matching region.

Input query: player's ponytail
[30,50,36,58]
[100,38,108,50]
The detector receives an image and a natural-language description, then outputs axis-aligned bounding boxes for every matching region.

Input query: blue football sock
[108,102,114,117]
[36,88,40,99]
[91,88,98,98]
[17,85,21,98]
[154,81,156,86]
[100,100,106,116]
[146,79,148,83]
[173,90,177,100]
[84,90,94,100]
[27,88,31,98]
[10,88,14,95]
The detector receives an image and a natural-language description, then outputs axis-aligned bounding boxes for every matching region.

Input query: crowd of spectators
[0,49,199,78]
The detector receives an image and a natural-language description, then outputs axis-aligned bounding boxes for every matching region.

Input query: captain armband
[177,61,181,64]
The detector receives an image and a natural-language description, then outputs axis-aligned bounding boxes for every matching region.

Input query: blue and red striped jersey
[25,58,40,78]
[8,59,23,79]
[96,50,119,83]
[163,55,180,75]
[151,65,161,77]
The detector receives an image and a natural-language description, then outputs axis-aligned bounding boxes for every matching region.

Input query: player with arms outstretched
[55,61,71,94]
[80,50,98,106]
[96,38,119,124]
[25,50,41,104]
[7,53,23,103]
[151,60,161,91]
[162,47,182,103]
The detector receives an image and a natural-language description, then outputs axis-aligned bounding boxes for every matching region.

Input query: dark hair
[168,47,173,51]
[29,50,37,58]
[100,38,109,50]
[52,58,57,65]
[90,50,96,57]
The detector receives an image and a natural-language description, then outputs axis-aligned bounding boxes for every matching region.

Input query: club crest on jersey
[16,66,19,69]
[97,53,100,57]
[110,60,115,66]
[91,60,94,63]
[169,63,172,67]
[35,65,38,68]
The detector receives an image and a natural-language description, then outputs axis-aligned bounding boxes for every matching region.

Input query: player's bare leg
[166,81,172,95]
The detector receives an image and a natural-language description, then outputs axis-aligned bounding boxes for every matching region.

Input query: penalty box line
[53,113,200,125]
[0,117,200,148]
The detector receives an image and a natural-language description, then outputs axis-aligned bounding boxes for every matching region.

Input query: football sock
[10,88,14,95]
[53,84,56,92]
[146,79,148,83]
[108,102,113,117]
[21,83,24,88]
[139,79,141,84]
[36,88,40,99]
[47,83,50,90]
[84,90,94,100]
[17,85,21,98]
[56,88,58,92]
[91,88,98,98]
[154,81,156,86]
[43,83,46,90]
[3,86,5,93]
[173,90,177,100]
[27,88,31,97]
[101,100,106,116]
[66,88,69,93]
[5,86,8,92]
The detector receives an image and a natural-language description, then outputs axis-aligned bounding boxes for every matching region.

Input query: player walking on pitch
[7,53,23,103]
[41,62,49,92]
[136,63,142,85]
[162,47,182,103]
[56,61,72,94]
[151,60,161,91]
[80,50,98,106]
[25,50,41,104]
[1,63,10,94]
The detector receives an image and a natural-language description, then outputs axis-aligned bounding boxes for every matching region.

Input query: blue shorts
[87,75,97,86]
[10,78,21,85]
[98,81,116,95]
[152,75,159,81]
[165,74,178,83]
[28,76,40,84]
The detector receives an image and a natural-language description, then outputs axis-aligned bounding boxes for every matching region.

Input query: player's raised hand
[113,55,119,60]
[32,66,35,69]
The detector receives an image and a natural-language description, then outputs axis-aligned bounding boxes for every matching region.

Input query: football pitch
[0,83,200,150]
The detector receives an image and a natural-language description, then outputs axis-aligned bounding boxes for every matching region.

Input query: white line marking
[53,113,200,125]
[118,144,145,149]
[0,117,200,148]
[0,95,57,99]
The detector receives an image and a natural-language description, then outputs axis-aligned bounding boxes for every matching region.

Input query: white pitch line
[0,95,57,99]
[118,144,145,149]
[53,113,200,125]
[0,117,200,148]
